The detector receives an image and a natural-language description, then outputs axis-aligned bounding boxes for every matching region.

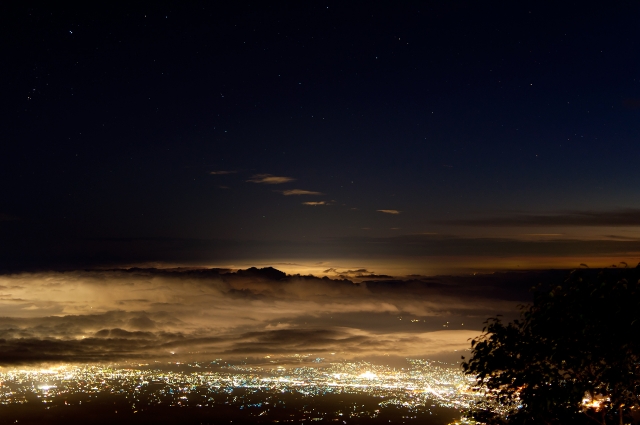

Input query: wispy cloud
[377,209,400,215]
[438,208,640,227]
[302,201,326,206]
[209,170,237,175]
[281,189,323,196]
[247,174,295,184]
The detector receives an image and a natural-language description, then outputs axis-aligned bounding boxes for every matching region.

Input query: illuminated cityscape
[0,358,478,424]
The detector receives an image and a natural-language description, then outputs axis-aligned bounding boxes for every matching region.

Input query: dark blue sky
[3,1,640,273]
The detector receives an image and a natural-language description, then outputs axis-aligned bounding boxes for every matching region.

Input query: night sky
[3,1,640,275]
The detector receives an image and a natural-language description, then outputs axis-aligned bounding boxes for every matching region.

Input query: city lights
[0,358,477,422]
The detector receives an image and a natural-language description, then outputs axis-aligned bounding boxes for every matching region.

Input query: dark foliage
[462,266,640,424]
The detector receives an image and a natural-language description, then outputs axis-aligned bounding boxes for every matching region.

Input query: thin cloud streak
[603,235,640,241]
[377,209,400,215]
[281,189,323,196]
[439,208,640,227]
[302,201,326,206]
[247,174,295,184]
[6,234,640,272]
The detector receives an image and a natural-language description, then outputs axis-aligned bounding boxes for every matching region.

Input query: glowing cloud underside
[247,174,295,184]
[0,269,518,365]
[282,189,323,196]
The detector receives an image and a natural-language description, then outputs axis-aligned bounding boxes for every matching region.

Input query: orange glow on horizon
[116,254,640,278]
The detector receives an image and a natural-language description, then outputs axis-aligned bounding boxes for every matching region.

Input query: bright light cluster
[0,358,478,419]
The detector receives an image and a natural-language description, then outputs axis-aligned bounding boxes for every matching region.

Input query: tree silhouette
[462,266,640,424]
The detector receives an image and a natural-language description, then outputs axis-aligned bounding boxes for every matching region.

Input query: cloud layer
[0,267,538,365]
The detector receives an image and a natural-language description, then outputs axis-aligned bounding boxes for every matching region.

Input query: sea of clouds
[0,267,551,365]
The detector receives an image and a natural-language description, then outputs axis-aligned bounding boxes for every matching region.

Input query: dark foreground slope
[0,390,459,425]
